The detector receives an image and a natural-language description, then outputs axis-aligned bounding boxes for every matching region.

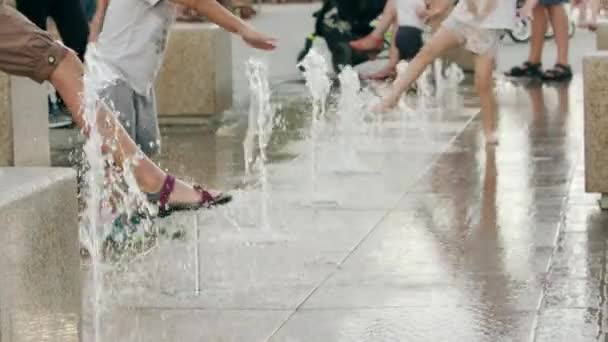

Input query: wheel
[509,19,531,43]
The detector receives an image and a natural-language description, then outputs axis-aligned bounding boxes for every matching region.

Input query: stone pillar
[597,18,608,50]
[583,52,608,204]
[0,73,51,167]
[0,168,80,341]
[155,23,233,125]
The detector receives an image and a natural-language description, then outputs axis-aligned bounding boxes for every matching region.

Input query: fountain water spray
[245,59,275,229]
[297,49,331,201]
[335,65,366,171]
[81,46,156,341]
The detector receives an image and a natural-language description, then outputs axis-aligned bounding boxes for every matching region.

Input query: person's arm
[169,0,276,50]
[88,0,110,42]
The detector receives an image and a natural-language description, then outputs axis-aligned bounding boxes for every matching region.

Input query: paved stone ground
[60,4,608,341]
[82,72,607,341]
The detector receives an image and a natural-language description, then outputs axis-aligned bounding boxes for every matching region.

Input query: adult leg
[49,54,210,204]
[377,27,461,110]
[506,5,548,77]
[541,3,572,81]
[529,5,549,64]
[547,3,569,66]
[0,5,217,205]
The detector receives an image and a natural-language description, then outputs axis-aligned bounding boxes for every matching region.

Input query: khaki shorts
[0,4,68,83]
[442,16,504,57]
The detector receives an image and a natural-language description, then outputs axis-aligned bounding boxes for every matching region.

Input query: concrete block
[155,23,233,125]
[0,168,80,341]
[0,73,50,167]
[583,51,608,193]
[597,18,608,50]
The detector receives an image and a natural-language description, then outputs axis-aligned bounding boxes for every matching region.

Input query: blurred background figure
[16,0,90,128]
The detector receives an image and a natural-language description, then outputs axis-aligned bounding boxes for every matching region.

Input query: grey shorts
[442,17,504,56]
[101,81,160,156]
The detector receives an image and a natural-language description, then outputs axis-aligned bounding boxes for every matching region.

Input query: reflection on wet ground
[72,75,608,341]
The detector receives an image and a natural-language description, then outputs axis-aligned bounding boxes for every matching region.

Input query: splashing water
[81,45,157,342]
[335,66,366,170]
[445,63,465,109]
[245,59,275,229]
[297,49,331,201]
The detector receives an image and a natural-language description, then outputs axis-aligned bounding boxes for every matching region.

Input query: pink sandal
[148,175,232,218]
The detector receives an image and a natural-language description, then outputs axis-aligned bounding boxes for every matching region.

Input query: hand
[370,94,399,113]
[240,26,277,51]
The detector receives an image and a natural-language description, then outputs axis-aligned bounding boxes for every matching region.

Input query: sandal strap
[523,61,541,68]
[553,64,571,72]
[158,175,176,210]
[193,185,216,207]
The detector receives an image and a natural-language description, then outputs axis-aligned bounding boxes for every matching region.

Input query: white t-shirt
[397,0,425,29]
[94,0,175,96]
[450,0,517,30]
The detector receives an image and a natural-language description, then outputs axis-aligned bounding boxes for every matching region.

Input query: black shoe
[505,62,543,78]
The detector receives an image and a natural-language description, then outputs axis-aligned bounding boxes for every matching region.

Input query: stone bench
[154,23,233,125]
[597,18,608,50]
[0,168,80,341]
[583,51,608,209]
[0,73,51,167]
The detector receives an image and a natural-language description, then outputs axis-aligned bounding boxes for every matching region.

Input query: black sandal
[505,62,543,78]
[148,175,232,218]
[541,64,572,82]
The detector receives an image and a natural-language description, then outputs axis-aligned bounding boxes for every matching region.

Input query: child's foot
[370,95,399,113]
[146,174,232,217]
[364,67,397,81]
[350,34,384,52]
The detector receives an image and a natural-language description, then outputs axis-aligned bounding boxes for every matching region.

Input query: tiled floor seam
[264,109,480,341]
[529,152,584,342]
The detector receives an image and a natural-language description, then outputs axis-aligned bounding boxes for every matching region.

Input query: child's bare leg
[577,0,589,27]
[474,53,498,145]
[378,27,461,109]
[49,51,205,204]
[351,0,396,51]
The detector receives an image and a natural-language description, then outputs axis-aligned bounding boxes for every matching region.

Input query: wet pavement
[75,70,608,341]
[45,4,608,341]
